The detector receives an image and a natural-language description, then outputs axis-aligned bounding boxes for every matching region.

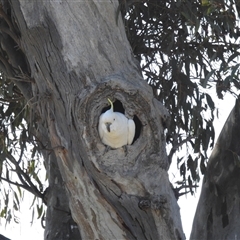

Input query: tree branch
[4,152,44,199]
[0,176,34,194]
[168,135,195,165]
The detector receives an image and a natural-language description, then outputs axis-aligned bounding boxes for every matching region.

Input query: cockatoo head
[101,98,116,132]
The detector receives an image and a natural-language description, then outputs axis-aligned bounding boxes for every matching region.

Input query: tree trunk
[0,234,10,240]
[43,152,81,239]
[190,97,240,240]
[8,0,184,239]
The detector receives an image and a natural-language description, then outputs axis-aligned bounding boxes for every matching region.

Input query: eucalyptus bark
[191,97,240,240]
[7,0,184,239]
[43,151,80,239]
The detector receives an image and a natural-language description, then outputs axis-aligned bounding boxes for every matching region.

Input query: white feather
[98,102,136,149]
[127,119,135,145]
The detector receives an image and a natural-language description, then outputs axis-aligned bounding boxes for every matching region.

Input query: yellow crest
[107,98,114,111]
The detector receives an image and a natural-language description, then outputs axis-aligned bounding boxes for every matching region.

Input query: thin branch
[4,96,35,126]
[0,176,34,194]
[4,152,43,199]
[172,184,199,199]
[168,135,195,164]
[8,67,35,83]
[8,76,34,83]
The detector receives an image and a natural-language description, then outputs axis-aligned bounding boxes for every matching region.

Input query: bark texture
[43,152,80,240]
[9,0,184,239]
[191,97,240,240]
[0,0,81,239]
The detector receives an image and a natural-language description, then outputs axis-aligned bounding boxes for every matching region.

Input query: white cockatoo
[98,99,136,149]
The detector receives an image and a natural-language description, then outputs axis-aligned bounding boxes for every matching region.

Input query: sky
[0,192,44,240]
[0,92,236,240]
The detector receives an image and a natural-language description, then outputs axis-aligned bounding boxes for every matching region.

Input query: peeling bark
[7,0,184,239]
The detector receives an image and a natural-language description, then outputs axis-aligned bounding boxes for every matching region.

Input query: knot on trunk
[138,194,167,210]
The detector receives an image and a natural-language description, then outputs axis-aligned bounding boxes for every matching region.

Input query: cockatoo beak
[105,122,111,132]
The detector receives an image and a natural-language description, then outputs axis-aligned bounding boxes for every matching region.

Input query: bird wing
[98,115,104,140]
[127,119,136,145]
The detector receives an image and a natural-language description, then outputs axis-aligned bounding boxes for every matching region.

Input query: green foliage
[0,1,47,226]
[120,0,240,195]
[0,73,46,226]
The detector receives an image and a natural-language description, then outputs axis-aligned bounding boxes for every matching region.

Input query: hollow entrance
[100,99,142,144]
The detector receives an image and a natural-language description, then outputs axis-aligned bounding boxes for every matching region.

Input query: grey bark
[7,0,184,239]
[190,97,240,240]
[43,151,81,240]
[0,0,81,239]
[0,234,10,240]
